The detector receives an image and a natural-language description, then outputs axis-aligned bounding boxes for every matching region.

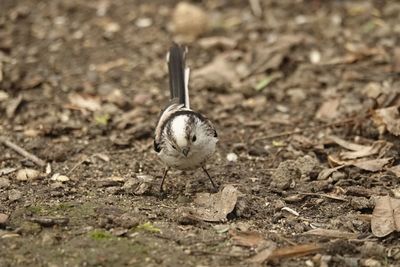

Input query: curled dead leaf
[372,106,400,136]
[191,185,238,222]
[371,195,400,237]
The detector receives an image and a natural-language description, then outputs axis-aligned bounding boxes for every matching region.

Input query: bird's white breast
[170,115,188,148]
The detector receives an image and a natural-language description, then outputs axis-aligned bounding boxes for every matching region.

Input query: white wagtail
[154,43,218,192]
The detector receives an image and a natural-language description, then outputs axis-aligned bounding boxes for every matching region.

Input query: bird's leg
[160,167,169,192]
[202,166,218,191]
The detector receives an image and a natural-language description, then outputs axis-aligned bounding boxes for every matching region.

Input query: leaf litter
[371,195,400,237]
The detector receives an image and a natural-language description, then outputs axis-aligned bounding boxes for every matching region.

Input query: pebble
[226,152,238,162]
[0,177,10,189]
[50,173,70,182]
[135,17,152,28]
[8,189,22,201]
[15,168,40,181]
[0,213,9,226]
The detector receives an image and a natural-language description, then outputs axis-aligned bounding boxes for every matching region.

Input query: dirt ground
[1,0,400,266]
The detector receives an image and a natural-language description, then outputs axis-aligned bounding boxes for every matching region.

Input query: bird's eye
[171,144,177,150]
[192,135,197,142]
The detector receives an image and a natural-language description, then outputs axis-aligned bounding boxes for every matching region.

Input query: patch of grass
[89,229,113,240]
[135,222,161,233]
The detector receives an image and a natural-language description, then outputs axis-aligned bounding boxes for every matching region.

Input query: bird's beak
[181,147,190,157]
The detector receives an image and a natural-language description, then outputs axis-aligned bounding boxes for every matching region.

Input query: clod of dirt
[350,197,374,211]
[371,195,400,237]
[171,2,209,41]
[16,221,42,235]
[8,189,22,202]
[15,168,40,181]
[295,155,321,178]
[271,160,301,190]
[190,185,238,222]
[0,177,10,189]
[360,242,386,259]
[122,175,153,195]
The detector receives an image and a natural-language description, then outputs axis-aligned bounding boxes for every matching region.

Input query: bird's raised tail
[167,43,190,108]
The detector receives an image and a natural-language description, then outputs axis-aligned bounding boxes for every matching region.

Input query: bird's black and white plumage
[154,43,218,191]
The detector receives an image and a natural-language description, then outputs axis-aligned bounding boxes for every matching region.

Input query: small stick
[255,115,368,141]
[0,137,46,167]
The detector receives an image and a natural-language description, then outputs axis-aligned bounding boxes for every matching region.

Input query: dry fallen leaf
[230,230,265,248]
[329,135,391,160]
[316,99,340,122]
[192,55,239,90]
[372,106,400,136]
[191,185,238,222]
[303,228,358,239]
[67,93,101,112]
[371,195,400,237]
[388,165,400,178]
[328,155,392,172]
[249,243,322,264]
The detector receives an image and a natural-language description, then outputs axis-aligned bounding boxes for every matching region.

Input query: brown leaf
[192,55,239,89]
[191,185,238,222]
[328,155,392,172]
[371,195,400,237]
[329,135,369,152]
[352,158,393,172]
[249,243,322,263]
[388,165,400,178]
[68,93,101,112]
[340,141,390,160]
[316,99,340,121]
[230,230,265,248]
[372,106,400,136]
[248,241,276,263]
[303,228,358,239]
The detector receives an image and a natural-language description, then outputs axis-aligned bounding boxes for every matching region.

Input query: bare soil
[1,0,400,266]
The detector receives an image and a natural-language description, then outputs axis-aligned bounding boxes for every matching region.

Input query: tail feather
[168,43,189,108]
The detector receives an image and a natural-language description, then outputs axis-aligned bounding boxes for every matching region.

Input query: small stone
[8,189,22,201]
[0,178,10,189]
[0,213,9,226]
[226,152,238,162]
[135,17,152,28]
[172,2,209,41]
[50,173,70,182]
[15,168,40,181]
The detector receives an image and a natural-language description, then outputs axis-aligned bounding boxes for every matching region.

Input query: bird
[154,43,219,192]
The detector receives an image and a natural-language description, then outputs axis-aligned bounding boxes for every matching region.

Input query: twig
[255,115,368,141]
[0,137,46,167]
[298,192,347,202]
